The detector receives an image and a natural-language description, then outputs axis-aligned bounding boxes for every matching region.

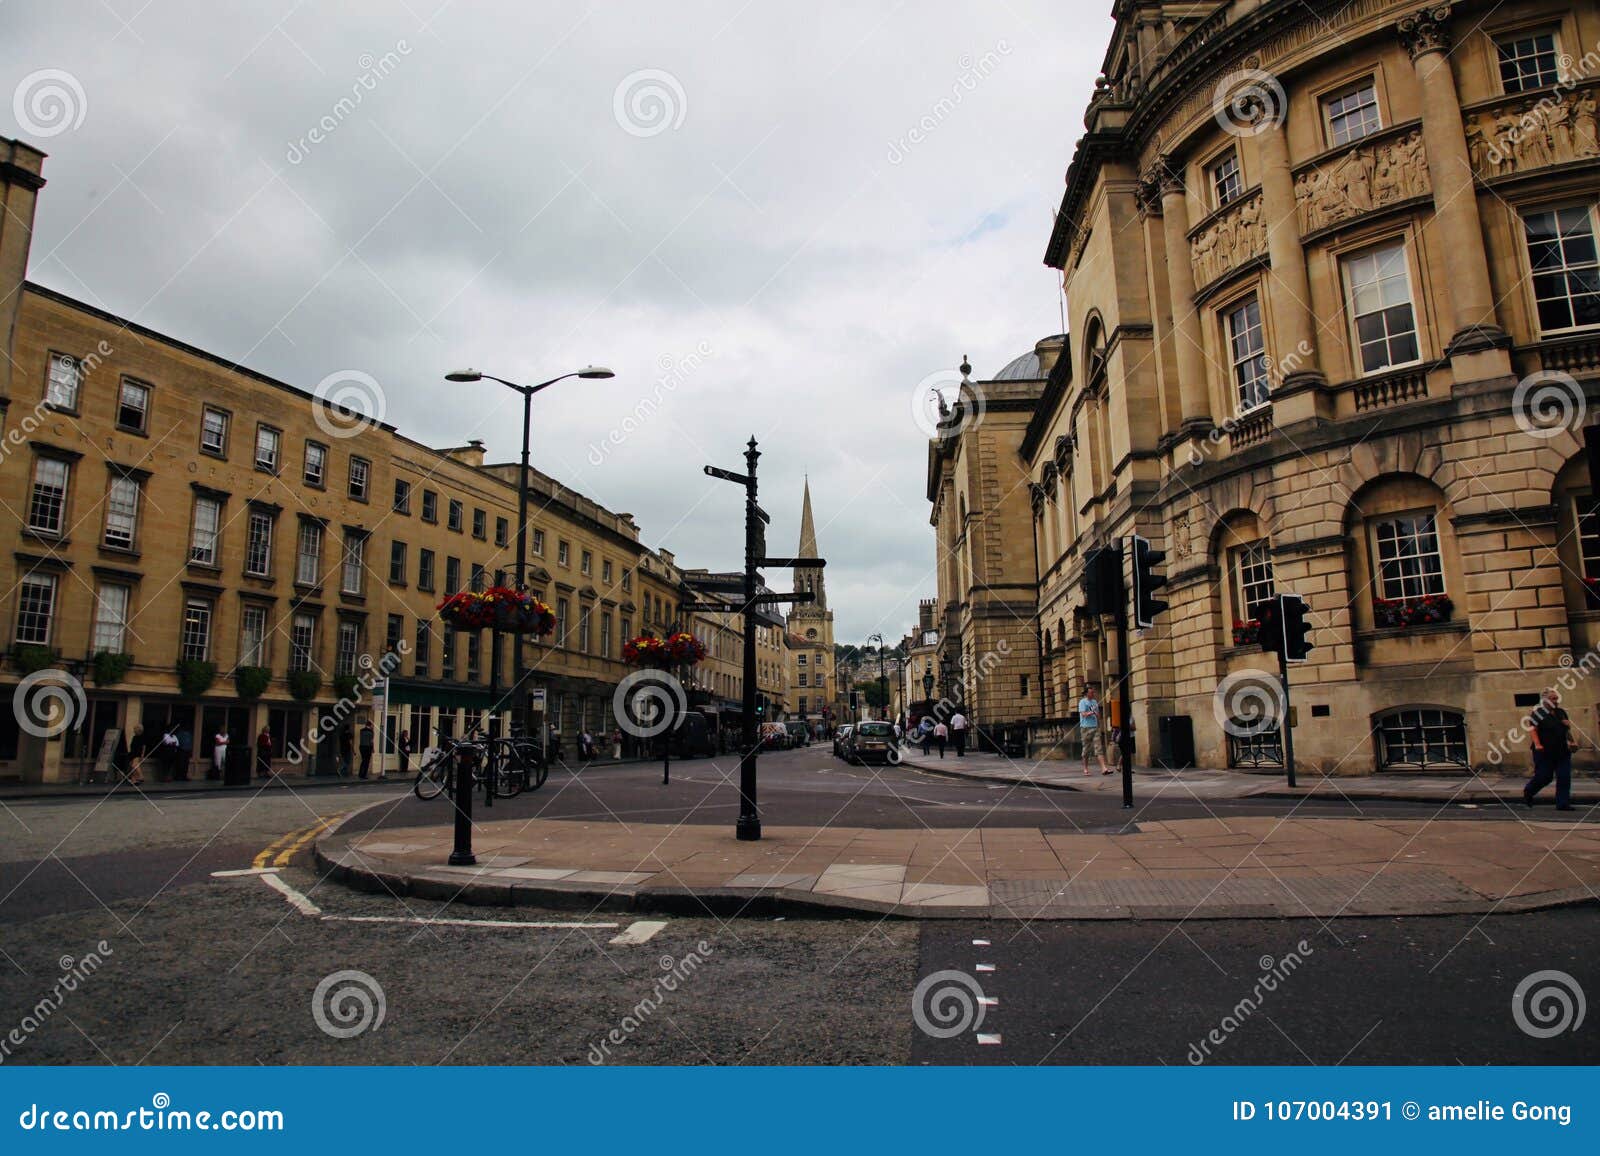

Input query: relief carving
[1466,88,1600,178]
[1293,128,1430,235]
[1188,191,1265,287]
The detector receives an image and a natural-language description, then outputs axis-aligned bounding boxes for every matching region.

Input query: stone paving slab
[316,812,1600,920]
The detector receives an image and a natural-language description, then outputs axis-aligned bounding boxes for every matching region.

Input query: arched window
[1374,707,1468,769]
[1215,511,1276,638]
[1345,474,1460,633]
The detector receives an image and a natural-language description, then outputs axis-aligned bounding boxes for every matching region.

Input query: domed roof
[989,335,1065,381]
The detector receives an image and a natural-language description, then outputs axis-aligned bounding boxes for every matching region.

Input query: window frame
[295,520,324,587]
[199,406,230,458]
[495,517,509,547]
[239,603,270,668]
[472,508,486,540]
[393,478,412,514]
[418,548,436,592]
[1494,26,1563,94]
[447,499,463,533]
[1209,149,1243,209]
[116,378,152,434]
[1520,202,1600,336]
[1376,707,1469,769]
[1321,78,1382,147]
[1342,240,1423,376]
[389,540,408,585]
[303,441,327,488]
[244,508,275,578]
[1229,540,1277,625]
[190,494,223,567]
[340,533,367,597]
[1222,294,1271,414]
[102,473,141,552]
[180,596,214,663]
[28,456,71,537]
[91,582,131,654]
[16,571,59,647]
[289,612,317,673]
[45,352,82,412]
[421,490,438,523]
[1369,508,1447,603]
[348,456,370,502]
[255,424,282,473]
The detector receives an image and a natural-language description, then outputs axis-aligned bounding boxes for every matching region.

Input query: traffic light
[1256,594,1313,663]
[1130,534,1169,628]
[1081,545,1123,616]
[1280,594,1313,663]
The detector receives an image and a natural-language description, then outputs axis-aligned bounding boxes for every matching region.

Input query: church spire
[798,476,818,558]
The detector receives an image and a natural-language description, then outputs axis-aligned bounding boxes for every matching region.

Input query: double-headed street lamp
[439,365,612,866]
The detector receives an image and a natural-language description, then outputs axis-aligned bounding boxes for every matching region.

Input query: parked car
[832,724,853,758]
[669,710,717,759]
[783,720,810,747]
[757,722,791,751]
[849,721,898,765]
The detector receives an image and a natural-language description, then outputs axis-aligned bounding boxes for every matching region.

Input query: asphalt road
[0,746,1594,1065]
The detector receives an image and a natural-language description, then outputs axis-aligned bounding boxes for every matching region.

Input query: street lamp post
[868,632,887,721]
[440,365,613,866]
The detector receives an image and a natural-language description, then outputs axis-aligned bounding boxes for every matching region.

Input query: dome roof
[989,335,1065,381]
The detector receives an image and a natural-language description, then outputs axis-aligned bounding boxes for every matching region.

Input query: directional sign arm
[704,465,752,485]
[757,557,826,569]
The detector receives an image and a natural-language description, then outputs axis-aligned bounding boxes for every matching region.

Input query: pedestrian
[1079,682,1111,776]
[126,724,147,786]
[175,724,193,781]
[397,730,412,777]
[950,709,969,757]
[209,726,229,780]
[1525,687,1575,811]
[920,718,933,756]
[611,727,623,760]
[338,727,354,777]
[255,726,274,779]
[358,721,375,779]
[933,720,949,758]
[157,726,179,781]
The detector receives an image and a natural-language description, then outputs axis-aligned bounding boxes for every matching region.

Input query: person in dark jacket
[174,725,193,781]
[358,722,375,779]
[338,727,355,777]
[126,725,148,786]
[397,730,412,776]
[1525,687,1576,811]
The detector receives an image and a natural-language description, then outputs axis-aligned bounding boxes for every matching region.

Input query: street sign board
[757,556,825,568]
[684,575,745,593]
[751,503,770,524]
[704,465,751,485]
[528,688,547,711]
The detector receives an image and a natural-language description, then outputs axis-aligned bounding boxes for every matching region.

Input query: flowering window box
[622,631,707,668]
[1584,576,1600,609]
[437,586,556,635]
[1231,619,1261,647]
[1372,594,1453,631]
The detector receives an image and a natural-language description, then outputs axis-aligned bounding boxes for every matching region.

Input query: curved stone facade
[1024,0,1600,774]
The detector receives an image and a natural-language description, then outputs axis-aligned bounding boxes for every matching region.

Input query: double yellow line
[252,812,346,869]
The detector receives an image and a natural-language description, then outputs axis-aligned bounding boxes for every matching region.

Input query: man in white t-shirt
[1078,683,1111,776]
[950,710,969,757]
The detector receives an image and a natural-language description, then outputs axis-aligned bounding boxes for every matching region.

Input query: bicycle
[413,730,484,801]
[414,726,547,801]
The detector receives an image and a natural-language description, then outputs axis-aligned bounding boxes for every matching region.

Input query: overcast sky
[4,0,1106,642]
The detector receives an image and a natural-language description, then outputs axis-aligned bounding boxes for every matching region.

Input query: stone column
[1398,2,1512,382]
[1254,115,1326,423]
[1156,163,1213,430]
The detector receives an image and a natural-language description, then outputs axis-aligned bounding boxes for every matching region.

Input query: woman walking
[126,725,147,786]
[255,726,274,779]
[211,726,229,779]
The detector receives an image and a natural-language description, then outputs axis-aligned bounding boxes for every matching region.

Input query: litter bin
[224,740,252,785]
[1157,715,1195,769]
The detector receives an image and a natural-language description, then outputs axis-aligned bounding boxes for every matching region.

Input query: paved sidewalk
[0,753,654,801]
[898,752,1598,804]
[318,811,1600,920]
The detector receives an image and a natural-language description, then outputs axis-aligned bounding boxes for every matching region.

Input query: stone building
[1021,0,1600,774]
[927,349,1054,737]
[0,142,677,780]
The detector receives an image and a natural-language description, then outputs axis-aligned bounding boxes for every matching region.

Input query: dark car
[669,710,717,759]
[848,721,898,765]
[783,721,811,747]
[832,724,853,758]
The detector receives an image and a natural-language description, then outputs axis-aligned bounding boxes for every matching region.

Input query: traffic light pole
[1275,593,1298,789]
[1115,594,1135,810]
[738,439,762,841]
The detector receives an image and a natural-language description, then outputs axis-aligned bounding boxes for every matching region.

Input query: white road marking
[972,938,990,946]
[210,867,281,878]
[245,869,632,934]
[975,963,996,972]
[979,996,998,1007]
[976,1033,1002,1045]
[608,920,668,945]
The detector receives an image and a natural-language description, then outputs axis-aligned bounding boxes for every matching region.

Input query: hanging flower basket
[1231,619,1261,647]
[1373,593,1453,630]
[437,586,556,635]
[622,631,707,668]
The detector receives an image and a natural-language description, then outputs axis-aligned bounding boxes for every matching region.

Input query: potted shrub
[234,665,272,699]
[331,673,361,701]
[176,659,217,697]
[12,644,56,675]
[288,670,322,701]
[91,650,133,686]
